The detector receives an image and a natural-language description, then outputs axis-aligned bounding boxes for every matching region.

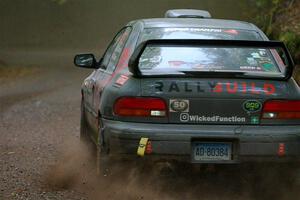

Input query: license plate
[193,142,232,161]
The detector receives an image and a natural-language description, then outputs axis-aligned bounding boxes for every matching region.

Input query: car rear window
[140,28,263,41]
[137,28,287,78]
[139,45,284,76]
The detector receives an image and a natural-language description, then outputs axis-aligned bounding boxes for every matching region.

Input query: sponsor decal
[223,29,239,35]
[259,50,267,57]
[246,57,258,66]
[169,99,189,112]
[250,116,260,124]
[261,62,275,71]
[226,82,238,94]
[154,81,276,95]
[180,113,246,123]
[164,28,222,33]
[251,52,261,58]
[165,28,242,35]
[168,61,186,67]
[114,74,129,87]
[240,66,262,71]
[243,100,262,112]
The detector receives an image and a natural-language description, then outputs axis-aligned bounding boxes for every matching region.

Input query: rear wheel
[97,151,138,178]
[96,145,111,176]
[95,121,137,177]
[80,101,95,154]
[95,117,111,176]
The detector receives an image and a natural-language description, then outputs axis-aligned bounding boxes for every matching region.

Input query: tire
[96,114,111,176]
[96,145,111,176]
[96,147,137,178]
[95,120,136,177]
[80,101,95,153]
[80,102,114,176]
[95,119,111,176]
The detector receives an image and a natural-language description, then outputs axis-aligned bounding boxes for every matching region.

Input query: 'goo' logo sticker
[243,100,262,113]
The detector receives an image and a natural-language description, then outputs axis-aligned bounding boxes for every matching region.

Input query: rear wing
[128,39,295,80]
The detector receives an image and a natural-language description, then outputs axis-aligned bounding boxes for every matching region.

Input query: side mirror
[74,54,97,69]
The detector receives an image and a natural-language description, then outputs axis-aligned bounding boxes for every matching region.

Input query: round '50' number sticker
[170,99,189,112]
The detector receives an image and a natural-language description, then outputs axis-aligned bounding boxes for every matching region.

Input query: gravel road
[0,52,299,200]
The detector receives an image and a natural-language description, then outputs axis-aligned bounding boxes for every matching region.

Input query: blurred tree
[253,0,299,82]
[254,0,299,55]
[254,0,285,35]
[52,0,68,5]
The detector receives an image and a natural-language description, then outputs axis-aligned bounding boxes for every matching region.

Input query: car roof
[128,18,259,31]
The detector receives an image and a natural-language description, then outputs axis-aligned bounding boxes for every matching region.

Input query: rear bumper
[102,119,300,163]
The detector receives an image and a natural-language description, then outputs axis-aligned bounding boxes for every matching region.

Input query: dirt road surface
[0,51,299,200]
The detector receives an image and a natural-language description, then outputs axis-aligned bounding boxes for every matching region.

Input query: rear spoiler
[128,39,295,80]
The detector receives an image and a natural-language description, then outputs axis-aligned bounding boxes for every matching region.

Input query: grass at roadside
[0,62,41,83]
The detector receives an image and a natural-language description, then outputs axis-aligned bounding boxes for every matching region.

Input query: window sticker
[262,63,275,71]
[251,52,261,58]
[168,61,187,67]
[140,56,162,63]
[239,66,262,71]
[223,29,239,35]
[246,57,258,66]
[164,28,222,33]
[192,64,225,70]
[259,50,267,57]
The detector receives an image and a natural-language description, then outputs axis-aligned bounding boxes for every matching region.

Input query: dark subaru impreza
[74,9,300,173]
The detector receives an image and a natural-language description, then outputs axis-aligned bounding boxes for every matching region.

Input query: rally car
[74,9,300,173]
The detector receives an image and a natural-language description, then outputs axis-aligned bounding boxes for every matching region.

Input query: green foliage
[279,31,300,55]
[255,0,271,8]
[254,0,285,35]
[254,0,299,64]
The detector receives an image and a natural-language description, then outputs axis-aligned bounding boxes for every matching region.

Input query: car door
[87,27,132,137]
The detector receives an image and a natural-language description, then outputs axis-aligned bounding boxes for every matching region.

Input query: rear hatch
[141,78,290,125]
[121,39,297,125]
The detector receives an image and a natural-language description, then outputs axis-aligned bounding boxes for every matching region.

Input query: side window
[101,29,125,69]
[106,27,132,73]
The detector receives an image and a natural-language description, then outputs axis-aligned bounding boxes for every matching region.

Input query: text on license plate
[193,142,232,161]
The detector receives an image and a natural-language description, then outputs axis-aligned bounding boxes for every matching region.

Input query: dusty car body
[74,10,300,171]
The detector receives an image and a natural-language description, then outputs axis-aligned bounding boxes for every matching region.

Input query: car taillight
[262,100,300,119]
[114,97,167,117]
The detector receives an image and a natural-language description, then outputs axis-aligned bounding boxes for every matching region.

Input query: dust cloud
[44,138,300,200]
[1,1,299,200]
